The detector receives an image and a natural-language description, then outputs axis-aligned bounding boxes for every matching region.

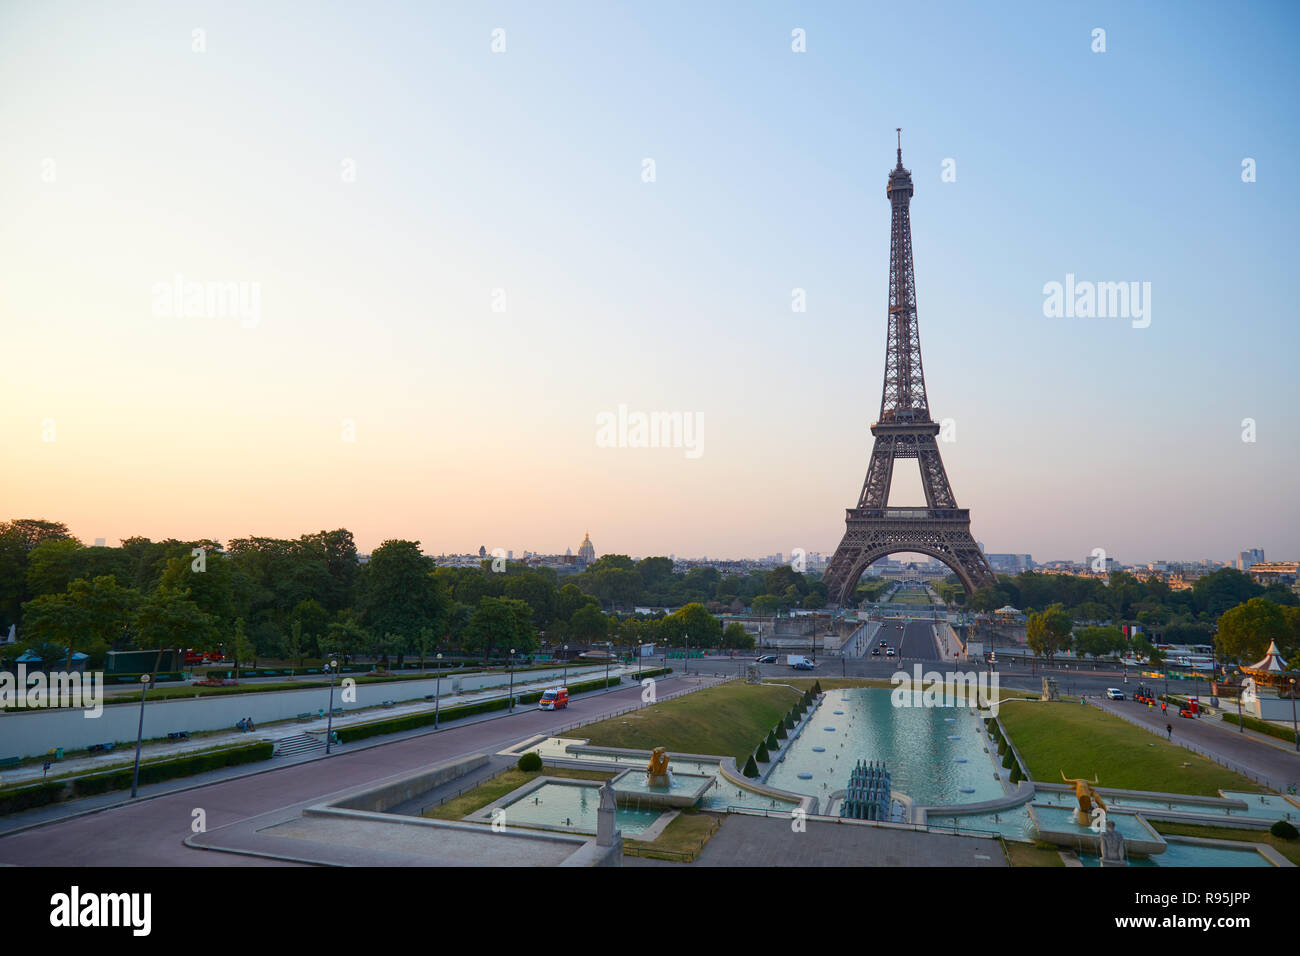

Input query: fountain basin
[609,770,715,808]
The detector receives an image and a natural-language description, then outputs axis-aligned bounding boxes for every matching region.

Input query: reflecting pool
[498,782,664,835]
[765,688,1003,805]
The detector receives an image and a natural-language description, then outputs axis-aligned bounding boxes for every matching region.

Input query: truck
[537,686,569,710]
[786,655,814,670]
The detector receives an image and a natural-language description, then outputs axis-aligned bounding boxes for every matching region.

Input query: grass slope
[999,700,1264,796]
[576,682,801,764]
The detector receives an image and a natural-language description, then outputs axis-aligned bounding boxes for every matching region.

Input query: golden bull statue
[647,747,670,777]
[1061,771,1107,826]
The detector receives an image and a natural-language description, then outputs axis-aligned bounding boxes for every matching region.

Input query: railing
[623,814,720,862]
[544,675,732,738]
[1086,699,1287,793]
[851,508,970,520]
[722,804,1002,841]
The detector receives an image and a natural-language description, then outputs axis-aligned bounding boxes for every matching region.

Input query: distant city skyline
[3,2,1297,570]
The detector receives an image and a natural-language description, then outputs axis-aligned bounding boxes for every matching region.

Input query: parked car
[1105,688,1124,700]
[755,655,778,664]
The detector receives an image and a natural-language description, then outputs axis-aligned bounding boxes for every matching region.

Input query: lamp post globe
[325,659,339,754]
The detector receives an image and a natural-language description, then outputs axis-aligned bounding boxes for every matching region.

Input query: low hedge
[0,781,66,816]
[1222,712,1300,742]
[71,741,273,796]
[335,675,624,743]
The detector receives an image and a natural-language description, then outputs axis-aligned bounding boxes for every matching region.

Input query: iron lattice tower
[822,132,995,605]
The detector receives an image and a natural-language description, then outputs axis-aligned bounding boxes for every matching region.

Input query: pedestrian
[1161,701,1167,715]
[1166,723,1172,740]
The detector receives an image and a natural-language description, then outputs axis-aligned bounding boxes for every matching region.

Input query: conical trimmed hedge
[756,742,770,762]
[743,755,759,778]
[775,722,787,740]
[766,731,779,750]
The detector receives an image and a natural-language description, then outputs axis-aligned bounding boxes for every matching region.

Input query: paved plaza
[628,813,1007,867]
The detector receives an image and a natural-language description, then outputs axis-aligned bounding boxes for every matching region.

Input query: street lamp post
[1291,678,1298,752]
[509,649,516,712]
[604,643,611,690]
[130,674,151,797]
[637,641,642,679]
[562,644,568,690]
[683,633,689,676]
[434,653,442,729]
[325,659,338,754]
[1237,674,1244,733]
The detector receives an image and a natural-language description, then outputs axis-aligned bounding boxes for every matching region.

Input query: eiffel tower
[822,132,995,606]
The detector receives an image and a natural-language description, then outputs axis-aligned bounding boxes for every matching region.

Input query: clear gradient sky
[1,1,1297,564]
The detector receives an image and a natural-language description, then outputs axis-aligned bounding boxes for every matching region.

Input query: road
[0,674,717,866]
[1093,696,1300,792]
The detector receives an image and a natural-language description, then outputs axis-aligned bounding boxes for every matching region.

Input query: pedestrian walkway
[0,666,638,790]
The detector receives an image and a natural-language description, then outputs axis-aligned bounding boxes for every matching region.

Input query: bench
[87,742,116,754]
[0,757,21,770]
[167,731,190,741]
[332,707,344,716]
[297,712,313,722]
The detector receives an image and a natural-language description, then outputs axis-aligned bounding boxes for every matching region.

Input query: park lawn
[624,809,722,861]
[577,681,801,764]
[998,700,1264,796]
[776,677,894,692]
[892,591,932,604]
[1005,841,1066,867]
[422,766,613,821]
[1150,821,1300,866]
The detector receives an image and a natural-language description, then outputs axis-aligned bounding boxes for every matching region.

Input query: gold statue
[647,747,670,777]
[1061,771,1107,826]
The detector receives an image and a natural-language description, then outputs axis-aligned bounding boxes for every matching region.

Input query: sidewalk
[0,666,641,790]
[0,671,706,837]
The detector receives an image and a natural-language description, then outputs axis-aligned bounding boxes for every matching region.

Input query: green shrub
[71,742,272,797]
[1009,762,1022,784]
[812,680,822,695]
[0,781,66,816]
[1224,712,1300,743]
[774,722,787,740]
[784,713,796,730]
[1271,820,1298,840]
[1002,748,1015,770]
[765,731,779,750]
[756,742,770,762]
[742,756,759,778]
[517,752,543,772]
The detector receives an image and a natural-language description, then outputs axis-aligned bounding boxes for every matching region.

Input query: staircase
[275,733,326,758]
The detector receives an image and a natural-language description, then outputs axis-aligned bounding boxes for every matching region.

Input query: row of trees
[961,567,1296,632]
[1023,595,1300,667]
[1,520,767,672]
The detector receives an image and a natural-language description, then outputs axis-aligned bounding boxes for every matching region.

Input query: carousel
[1240,640,1295,694]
